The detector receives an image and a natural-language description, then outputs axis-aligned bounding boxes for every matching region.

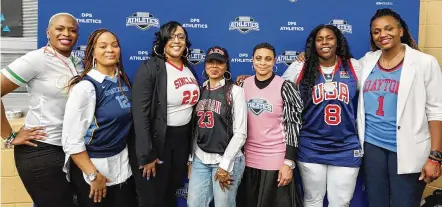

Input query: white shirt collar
[202,78,226,89]
[87,69,119,83]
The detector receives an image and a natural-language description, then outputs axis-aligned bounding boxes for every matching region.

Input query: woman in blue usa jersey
[62,29,137,207]
[282,24,362,207]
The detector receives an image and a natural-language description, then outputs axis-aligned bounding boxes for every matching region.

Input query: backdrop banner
[1,0,23,37]
[38,0,420,206]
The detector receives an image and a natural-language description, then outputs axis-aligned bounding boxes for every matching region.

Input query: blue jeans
[187,155,245,207]
[363,142,426,207]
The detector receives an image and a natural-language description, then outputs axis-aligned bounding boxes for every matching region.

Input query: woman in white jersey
[237,43,304,207]
[131,21,200,207]
[62,29,137,206]
[0,13,82,206]
[187,46,247,207]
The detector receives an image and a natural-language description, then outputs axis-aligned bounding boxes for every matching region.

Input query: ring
[227,181,231,185]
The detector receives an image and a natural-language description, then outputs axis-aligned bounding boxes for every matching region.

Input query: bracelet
[429,156,442,164]
[428,158,441,165]
[3,131,17,148]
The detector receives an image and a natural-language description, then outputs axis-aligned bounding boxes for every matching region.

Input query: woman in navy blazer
[357,8,442,207]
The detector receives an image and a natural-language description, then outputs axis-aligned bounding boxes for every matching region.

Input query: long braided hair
[369,8,419,51]
[67,28,131,96]
[300,24,353,102]
[202,47,234,140]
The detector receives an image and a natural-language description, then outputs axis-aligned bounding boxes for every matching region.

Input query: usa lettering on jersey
[312,82,350,105]
[196,99,222,129]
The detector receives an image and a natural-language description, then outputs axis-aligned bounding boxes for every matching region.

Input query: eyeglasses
[169,33,186,42]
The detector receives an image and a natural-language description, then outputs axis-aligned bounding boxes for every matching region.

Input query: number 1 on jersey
[376,96,385,116]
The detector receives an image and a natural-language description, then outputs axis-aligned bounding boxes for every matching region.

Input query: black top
[195,85,232,155]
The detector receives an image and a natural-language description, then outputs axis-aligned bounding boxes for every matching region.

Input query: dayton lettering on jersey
[312,82,350,105]
[174,77,198,89]
[196,99,222,114]
[104,86,130,96]
[363,79,400,94]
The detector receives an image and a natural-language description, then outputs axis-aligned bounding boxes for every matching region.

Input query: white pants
[297,161,359,207]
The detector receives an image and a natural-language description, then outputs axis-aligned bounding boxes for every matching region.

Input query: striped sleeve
[281,80,303,147]
[1,49,43,86]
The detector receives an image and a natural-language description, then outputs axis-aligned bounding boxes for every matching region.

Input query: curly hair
[151,21,192,67]
[369,8,419,51]
[67,28,130,95]
[202,47,234,139]
[300,24,353,101]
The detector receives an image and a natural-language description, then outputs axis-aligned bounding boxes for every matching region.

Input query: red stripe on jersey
[167,60,184,71]
[347,59,359,83]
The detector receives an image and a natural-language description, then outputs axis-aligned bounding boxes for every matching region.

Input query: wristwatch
[430,151,442,160]
[3,131,17,148]
[86,172,98,182]
[284,160,296,169]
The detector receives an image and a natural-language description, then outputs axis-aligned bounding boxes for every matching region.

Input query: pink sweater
[243,76,286,171]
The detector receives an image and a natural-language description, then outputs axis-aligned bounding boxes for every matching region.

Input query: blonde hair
[48,12,77,27]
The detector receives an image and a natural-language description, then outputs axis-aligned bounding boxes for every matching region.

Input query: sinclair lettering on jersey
[196,99,222,114]
[247,98,273,116]
[312,82,350,105]
[363,79,400,94]
[174,77,198,89]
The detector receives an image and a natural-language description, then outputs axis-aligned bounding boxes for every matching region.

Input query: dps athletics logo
[176,183,188,199]
[126,12,160,31]
[229,16,260,34]
[72,45,86,59]
[329,19,352,34]
[277,51,299,67]
[187,49,206,65]
[247,98,273,116]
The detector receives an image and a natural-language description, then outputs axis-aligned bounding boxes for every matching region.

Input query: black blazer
[132,57,169,166]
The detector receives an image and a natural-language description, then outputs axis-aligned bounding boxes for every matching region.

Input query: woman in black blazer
[131,21,200,207]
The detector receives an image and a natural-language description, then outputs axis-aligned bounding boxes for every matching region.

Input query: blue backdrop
[38,0,420,206]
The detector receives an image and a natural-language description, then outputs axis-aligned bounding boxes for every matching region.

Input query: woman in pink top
[236,43,304,207]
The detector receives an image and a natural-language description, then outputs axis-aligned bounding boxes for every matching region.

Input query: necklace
[382,46,404,68]
[320,56,338,92]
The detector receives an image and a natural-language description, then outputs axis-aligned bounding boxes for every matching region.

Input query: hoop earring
[92,58,97,69]
[223,71,232,81]
[153,45,160,56]
[273,65,278,73]
[183,47,189,58]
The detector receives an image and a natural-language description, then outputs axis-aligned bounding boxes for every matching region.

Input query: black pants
[129,124,191,207]
[14,141,76,207]
[363,142,426,207]
[70,161,138,207]
[237,166,303,207]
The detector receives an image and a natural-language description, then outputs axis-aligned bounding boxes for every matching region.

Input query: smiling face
[253,48,275,77]
[46,14,78,56]
[93,32,120,68]
[371,15,404,51]
[315,28,337,61]
[164,26,187,59]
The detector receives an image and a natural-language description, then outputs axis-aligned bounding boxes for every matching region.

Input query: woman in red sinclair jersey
[237,42,304,207]
[131,21,200,207]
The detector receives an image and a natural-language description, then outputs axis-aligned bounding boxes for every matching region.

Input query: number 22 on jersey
[182,90,199,105]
